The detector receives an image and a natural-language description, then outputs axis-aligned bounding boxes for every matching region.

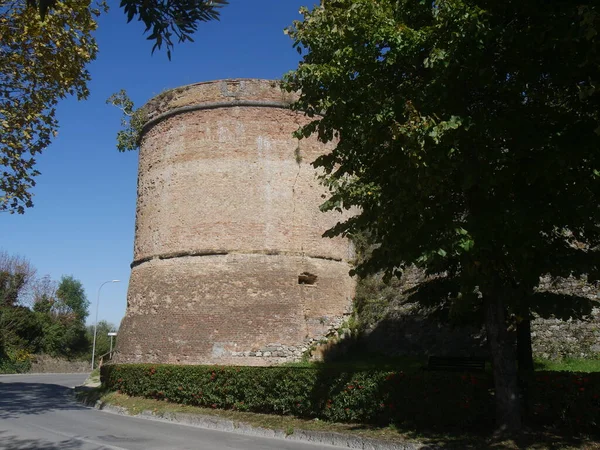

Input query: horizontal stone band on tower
[114,79,355,366]
[140,100,294,138]
[130,249,345,269]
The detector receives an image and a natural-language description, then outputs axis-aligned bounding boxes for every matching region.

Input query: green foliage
[524,372,600,433]
[0,271,26,307]
[105,90,147,152]
[102,363,600,433]
[32,297,52,314]
[353,274,403,331]
[119,0,228,60]
[103,364,494,430]
[0,252,91,365]
[37,316,88,357]
[283,0,600,431]
[0,306,43,354]
[87,320,117,359]
[25,0,228,59]
[0,348,32,373]
[0,0,100,213]
[33,275,90,358]
[283,0,600,305]
[0,250,36,306]
[4,0,227,214]
[536,358,600,373]
[55,275,89,322]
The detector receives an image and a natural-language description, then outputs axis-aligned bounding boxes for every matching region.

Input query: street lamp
[91,280,120,370]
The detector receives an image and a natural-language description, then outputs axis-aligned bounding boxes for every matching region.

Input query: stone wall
[352,267,600,360]
[532,277,600,359]
[352,267,488,358]
[115,79,355,366]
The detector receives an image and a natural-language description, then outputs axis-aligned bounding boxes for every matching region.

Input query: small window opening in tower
[298,272,317,285]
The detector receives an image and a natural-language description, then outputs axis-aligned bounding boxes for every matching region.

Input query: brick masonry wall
[114,79,356,365]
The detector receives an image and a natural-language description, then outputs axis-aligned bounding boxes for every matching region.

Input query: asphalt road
[0,373,340,450]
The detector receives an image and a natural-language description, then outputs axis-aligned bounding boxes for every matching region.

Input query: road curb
[85,397,424,450]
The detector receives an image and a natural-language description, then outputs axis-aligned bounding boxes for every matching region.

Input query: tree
[86,320,117,360]
[33,275,90,357]
[1,0,227,213]
[283,0,600,434]
[54,275,89,322]
[0,250,36,306]
[0,0,99,213]
[0,305,43,355]
[106,89,146,152]
[31,274,57,313]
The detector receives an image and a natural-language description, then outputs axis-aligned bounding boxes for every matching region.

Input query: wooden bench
[427,356,486,372]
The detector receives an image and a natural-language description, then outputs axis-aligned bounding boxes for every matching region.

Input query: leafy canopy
[119,0,228,60]
[106,90,147,152]
[55,275,89,322]
[283,0,600,313]
[1,0,227,213]
[283,0,599,432]
[0,0,99,213]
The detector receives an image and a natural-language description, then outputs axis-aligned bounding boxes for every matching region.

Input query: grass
[79,389,419,445]
[76,388,600,449]
[534,358,600,372]
[288,353,600,374]
[284,355,426,371]
[84,368,101,386]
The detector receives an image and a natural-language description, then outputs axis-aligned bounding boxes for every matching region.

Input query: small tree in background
[0,250,36,307]
[54,275,89,322]
[32,275,90,358]
[87,320,117,361]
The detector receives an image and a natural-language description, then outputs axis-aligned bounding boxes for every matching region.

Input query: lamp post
[91,280,120,370]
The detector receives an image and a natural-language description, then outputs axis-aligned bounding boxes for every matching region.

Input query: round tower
[114,79,355,365]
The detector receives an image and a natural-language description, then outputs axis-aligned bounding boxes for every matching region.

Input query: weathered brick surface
[115,79,355,365]
[143,79,298,121]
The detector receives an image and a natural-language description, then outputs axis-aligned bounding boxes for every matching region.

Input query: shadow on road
[0,430,83,450]
[0,382,90,420]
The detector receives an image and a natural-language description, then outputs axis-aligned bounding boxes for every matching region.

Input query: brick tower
[114,79,355,365]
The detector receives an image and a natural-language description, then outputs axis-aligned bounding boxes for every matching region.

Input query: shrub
[102,364,494,430]
[523,371,600,433]
[0,349,32,374]
[102,364,600,433]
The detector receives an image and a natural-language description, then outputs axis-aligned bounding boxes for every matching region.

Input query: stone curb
[78,393,424,450]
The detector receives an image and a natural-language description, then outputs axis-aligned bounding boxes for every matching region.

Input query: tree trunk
[517,317,534,372]
[484,292,522,434]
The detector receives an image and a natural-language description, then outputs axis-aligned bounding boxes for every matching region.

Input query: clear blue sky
[0,0,312,327]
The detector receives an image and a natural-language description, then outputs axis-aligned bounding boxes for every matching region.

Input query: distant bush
[102,364,600,433]
[0,349,32,374]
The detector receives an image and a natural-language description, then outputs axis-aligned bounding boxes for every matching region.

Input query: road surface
[0,373,340,450]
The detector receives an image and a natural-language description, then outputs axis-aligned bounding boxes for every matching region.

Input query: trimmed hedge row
[101,364,600,432]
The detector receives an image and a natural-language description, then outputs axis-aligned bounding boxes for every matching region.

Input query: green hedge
[524,372,600,432]
[101,364,600,432]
